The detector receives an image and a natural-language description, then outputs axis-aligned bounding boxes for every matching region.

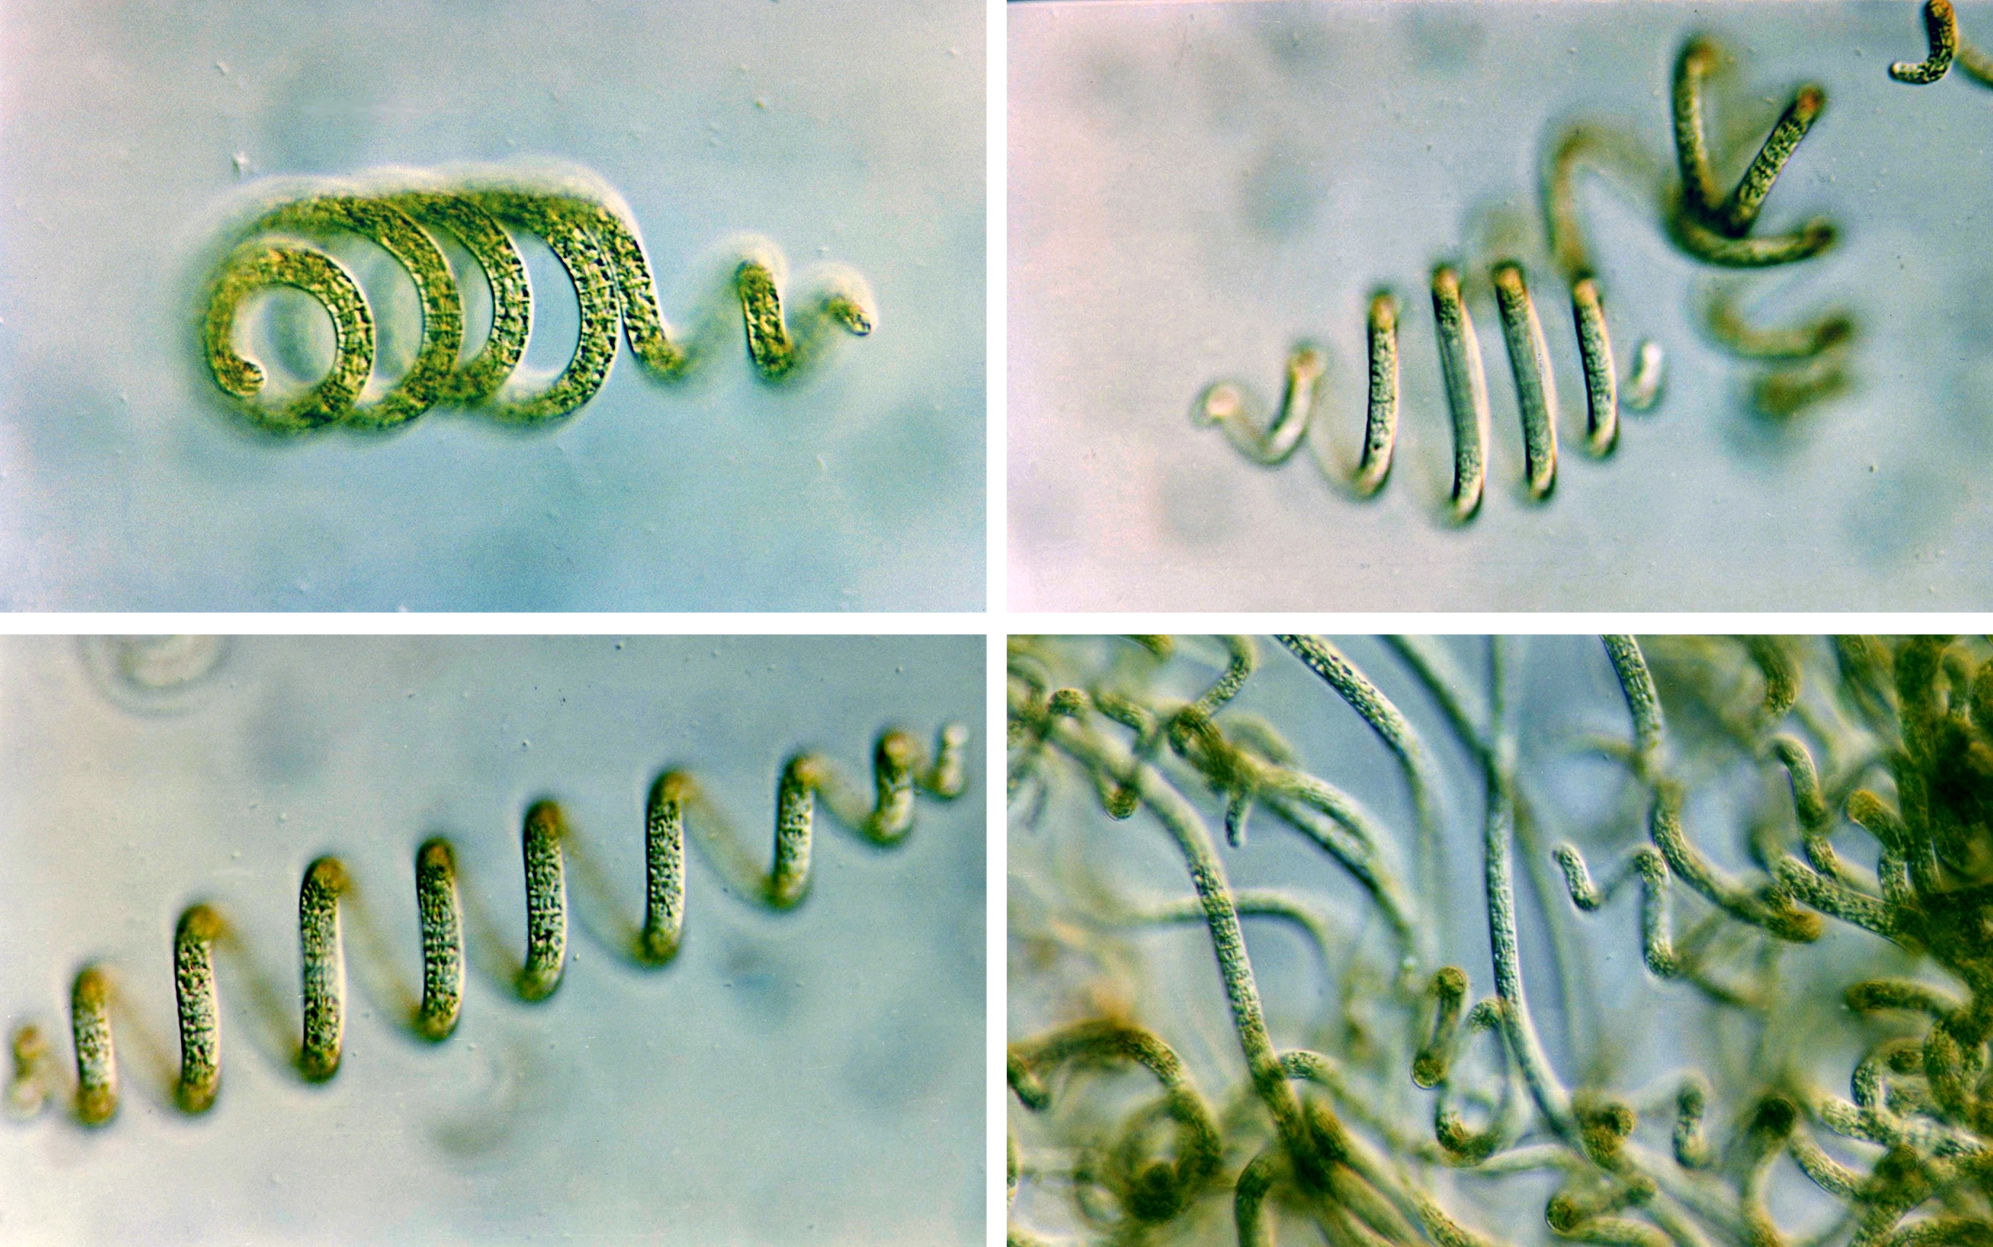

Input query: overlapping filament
[8,724,966,1124]
[1009,635,1993,1247]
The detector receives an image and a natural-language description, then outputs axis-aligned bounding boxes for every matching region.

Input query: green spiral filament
[6,724,966,1125]
[200,170,876,436]
[1194,123,1666,520]
[1668,39,1834,268]
[1195,260,1646,526]
[1193,26,1866,521]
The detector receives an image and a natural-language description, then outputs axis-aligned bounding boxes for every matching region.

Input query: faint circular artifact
[78,636,230,715]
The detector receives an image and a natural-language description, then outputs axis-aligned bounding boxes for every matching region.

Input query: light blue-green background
[1010,1,1993,610]
[0,637,984,1245]
[0,0,984,610]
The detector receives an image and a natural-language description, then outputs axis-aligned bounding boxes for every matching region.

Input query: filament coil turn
[9,724,968,1126]
[1888,0,1993,89]
[202,172,876,436]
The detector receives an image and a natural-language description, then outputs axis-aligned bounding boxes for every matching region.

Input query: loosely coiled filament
[1196,260,1647,523]
[1196,28,1852,519]
[202,172,875,436]
[8,724,967,1125]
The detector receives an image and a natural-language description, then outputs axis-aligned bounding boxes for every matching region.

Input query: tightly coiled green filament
[1197,125,1677,518]
[10,725,966,1124]
[202,174,875,436]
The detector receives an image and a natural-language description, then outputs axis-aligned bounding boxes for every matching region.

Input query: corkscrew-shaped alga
[8,724,967,1124]
[1196,19,1863,524]
[200,169,875,436]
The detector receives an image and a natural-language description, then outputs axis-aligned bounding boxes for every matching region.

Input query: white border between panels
[0,612,990,637]
[997,612,1993,637]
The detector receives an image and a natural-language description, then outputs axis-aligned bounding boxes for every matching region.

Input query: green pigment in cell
[201,173,876,436]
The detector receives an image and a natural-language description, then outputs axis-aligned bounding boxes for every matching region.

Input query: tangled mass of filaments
[200,170,875,436]
[7,723,965,1124]
[1009,634,1993,1246]
[1196,1,1990,523]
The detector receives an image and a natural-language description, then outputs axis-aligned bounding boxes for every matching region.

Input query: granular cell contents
[201,171,876,436]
